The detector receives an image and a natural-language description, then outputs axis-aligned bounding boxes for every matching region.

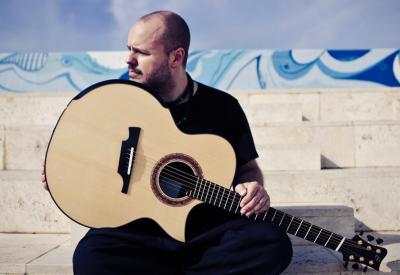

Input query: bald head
[138,11,191,66]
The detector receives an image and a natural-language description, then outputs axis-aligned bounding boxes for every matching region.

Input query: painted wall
[1,49,399,93]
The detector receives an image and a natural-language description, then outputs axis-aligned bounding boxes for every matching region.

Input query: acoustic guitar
[45,80,387,271]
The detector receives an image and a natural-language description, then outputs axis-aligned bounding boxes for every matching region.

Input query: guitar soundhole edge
[151,153,203,207]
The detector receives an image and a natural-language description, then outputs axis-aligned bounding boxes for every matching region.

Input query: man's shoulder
[195,82,239,105]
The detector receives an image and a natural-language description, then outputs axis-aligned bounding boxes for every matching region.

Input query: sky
[0,0,399,52]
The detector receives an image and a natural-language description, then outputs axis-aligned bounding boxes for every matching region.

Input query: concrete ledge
[241,103,303,123]
[247,92,320,121]
[264,167,400,231]
[0,126,4,170]
[252,121,400,168]
[258,144,321,171]
[0,92,73,126]
[235,87,400,123]
[5,125,53,170]
[2,232,398,274]
[0,233,69,274]
[0,170,70,233]
[273,203,354,246]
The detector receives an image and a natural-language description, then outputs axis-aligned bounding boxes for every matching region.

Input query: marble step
[234,87,400,122]
[257,144,321,171]
[252,121,400,168]
[0,92,74,126]
[1,170,355,236]
[241,103,303,123]
[2,232,399,274]
[263,167,400,231]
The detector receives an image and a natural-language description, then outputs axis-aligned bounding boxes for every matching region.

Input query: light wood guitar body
[45,80,235,242]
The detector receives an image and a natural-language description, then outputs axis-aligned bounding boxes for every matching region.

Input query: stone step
[0,92,74,126]
[2,232,399,274]
[257,144,321,171]
[274,203,354,246]
[263,167,400,231]
[0,170,70,233]
[241,103,303,123]
[1,88,399,127]
[234,87,400,122]
[1,171,355,236]
[69,203,354,247]
[252,121,400,168]
[3,120,400,171]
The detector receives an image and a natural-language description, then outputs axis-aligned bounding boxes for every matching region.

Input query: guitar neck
[186,179,350,253]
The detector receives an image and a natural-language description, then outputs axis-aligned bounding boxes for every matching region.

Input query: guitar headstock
[341,234,387,271]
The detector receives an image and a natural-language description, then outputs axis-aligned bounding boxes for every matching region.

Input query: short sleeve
[228,99,259,167]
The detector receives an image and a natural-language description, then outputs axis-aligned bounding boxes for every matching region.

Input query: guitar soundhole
[159,161,193,199]
[151,153,203,206]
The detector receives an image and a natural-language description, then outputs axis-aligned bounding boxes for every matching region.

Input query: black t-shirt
[166,80,259,240]
[169,82,258,172]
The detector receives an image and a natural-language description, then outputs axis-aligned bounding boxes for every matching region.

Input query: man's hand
[235,181,270,217]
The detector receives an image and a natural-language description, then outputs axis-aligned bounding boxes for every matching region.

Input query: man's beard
[132,60,174,96]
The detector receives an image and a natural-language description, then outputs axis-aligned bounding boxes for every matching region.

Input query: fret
[199,178,206,201]
[314,228,323,243]
[306,225,319,242]
[271,209,277,222]
[210,183,216,204]
[294,220,303,236]
[315,229,330,246]
[193,176,200,199]
[262,209,268,220]
[326,233,342,250]
[303,223,312,240]
[218,188,225,208]
[336,237,346,251]
[213,185,220,206]
[324,232,333,247]
[235,196,242,214]
[228,192,236,212]
[296,221,310,239]
[223,189,229,210]
[278,213,285,226]
[286,216,294,233]
[203,180,210,202]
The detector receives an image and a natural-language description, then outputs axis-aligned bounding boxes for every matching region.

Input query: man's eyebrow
[127,45,150,54]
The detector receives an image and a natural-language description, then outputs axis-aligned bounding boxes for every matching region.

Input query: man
[71,10,292,274]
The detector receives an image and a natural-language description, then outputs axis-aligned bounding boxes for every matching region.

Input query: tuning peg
[343,261,349,269]
[352,263,360,270]
[367,235,374,242]
[359,231,364,236]
[376,238,384,245]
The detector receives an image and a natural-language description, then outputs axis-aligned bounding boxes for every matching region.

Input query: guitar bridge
[118,127,141,194]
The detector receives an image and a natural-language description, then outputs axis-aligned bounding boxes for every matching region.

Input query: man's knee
[73,237,104,274]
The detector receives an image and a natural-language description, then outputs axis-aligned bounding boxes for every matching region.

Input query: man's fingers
[240,193,262,215]
[234,184,247,196]
[239,185,258,207]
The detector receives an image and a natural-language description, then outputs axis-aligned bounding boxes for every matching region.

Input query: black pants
[73,218,292,275]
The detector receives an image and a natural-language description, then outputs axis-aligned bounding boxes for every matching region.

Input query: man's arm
[234,159,270,217]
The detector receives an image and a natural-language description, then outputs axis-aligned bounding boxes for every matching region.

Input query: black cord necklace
[166,74,195,127]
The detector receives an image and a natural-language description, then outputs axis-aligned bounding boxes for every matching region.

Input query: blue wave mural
[0,49,399,93]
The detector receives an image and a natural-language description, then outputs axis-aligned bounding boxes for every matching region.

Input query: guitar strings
[128,150,364,251]
[126,150,374,253]
[155,171,377,260]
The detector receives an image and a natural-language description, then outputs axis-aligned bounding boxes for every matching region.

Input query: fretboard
[186,178,349,253]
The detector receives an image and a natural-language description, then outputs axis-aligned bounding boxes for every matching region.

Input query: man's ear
[169,48,185,68]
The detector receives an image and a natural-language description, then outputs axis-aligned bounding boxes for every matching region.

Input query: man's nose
[126,52,138,65]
